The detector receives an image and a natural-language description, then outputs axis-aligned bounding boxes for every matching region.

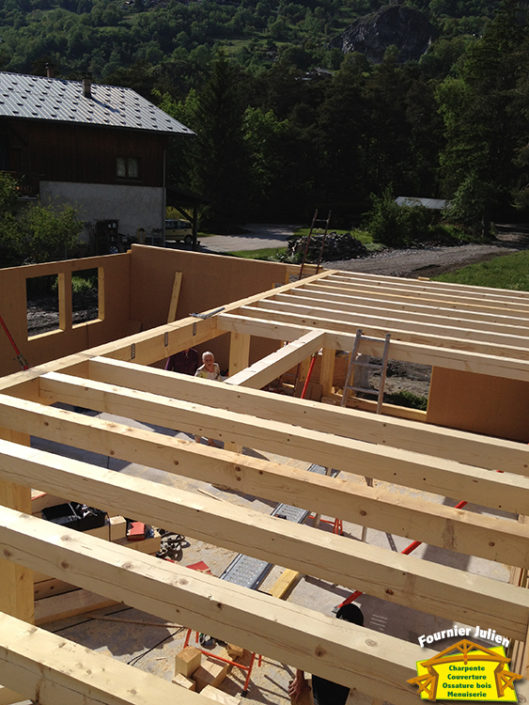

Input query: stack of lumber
[173,645,242,703]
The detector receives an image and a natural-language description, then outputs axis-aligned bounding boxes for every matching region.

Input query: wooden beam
[0,395,527,566]
[167,271,183,323]
[217,314,529,381]
[0,443,527,638]
[253,299,529,350]
[0,685,23,705]
[326,271,529,305]
[315,278,529,316]
[228,332,250,377]
[0,611,214,705]
[37,372,529,514]
[0,510,432,705]
[0,428,33,625]
[86,357,529,475]
[280,290,529,337]
[238,304,529,360]
[226,330,325,389]
[319,347,336,396]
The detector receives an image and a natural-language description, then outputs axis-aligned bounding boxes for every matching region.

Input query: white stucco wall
[39,181,165,238]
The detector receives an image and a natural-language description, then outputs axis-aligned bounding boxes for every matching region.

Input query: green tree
[169,53,250,231]
[436,1,528,235]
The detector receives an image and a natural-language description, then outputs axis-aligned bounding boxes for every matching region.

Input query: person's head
[202,350,215,369]
[336,603,364,626]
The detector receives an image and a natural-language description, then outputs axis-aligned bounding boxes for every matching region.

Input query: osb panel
[427,367,529,442]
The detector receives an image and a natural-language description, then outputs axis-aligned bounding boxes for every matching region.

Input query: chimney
[82,74,92,99]
[46,63,53,78]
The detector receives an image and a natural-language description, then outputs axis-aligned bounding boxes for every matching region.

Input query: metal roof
[0,71,194,136]
[395,196,448,210]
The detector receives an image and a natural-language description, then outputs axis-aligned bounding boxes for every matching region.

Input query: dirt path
[323,232,529,278]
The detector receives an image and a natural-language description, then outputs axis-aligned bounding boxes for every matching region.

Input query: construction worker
[288,603,364,705]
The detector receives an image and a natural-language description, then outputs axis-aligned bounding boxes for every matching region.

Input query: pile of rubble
[287,232,368,262]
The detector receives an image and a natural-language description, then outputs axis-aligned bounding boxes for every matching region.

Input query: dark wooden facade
[0,118,167,194]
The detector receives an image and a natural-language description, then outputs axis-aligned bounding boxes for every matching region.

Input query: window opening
[26,274,59,338]
[72,268,100,326]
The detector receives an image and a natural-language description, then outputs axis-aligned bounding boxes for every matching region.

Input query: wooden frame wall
[0,266,529,704]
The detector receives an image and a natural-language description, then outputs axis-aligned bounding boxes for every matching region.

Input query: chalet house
[0,71,193,252]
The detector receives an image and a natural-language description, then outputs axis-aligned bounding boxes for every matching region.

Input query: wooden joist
[287,286,529,331]
[325,270,529,304]
[313,277,529,316]
[0,395,527,566]
[0,507,503,705]
[36,374,529,514]
[86,357,529,475]
[237,304,529,360]
[0,611,214,705]
[0,442,528,638]
[217,313,529,381]
[272,291,529,339]
[226,330,325,389]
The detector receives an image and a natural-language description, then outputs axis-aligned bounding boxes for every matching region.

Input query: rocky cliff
[334,4,435,64]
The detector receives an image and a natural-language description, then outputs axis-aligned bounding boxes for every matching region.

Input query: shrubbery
[0,173,82,268]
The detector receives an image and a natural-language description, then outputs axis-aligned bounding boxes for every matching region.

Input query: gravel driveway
[323,233,529,278]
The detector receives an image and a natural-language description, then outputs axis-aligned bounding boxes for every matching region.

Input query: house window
[116,157,139,179]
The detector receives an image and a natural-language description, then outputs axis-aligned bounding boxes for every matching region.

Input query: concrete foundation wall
[40,181,164,238]
[426,367,529,442]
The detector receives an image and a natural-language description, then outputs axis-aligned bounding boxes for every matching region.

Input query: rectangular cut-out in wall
[26,274,59,338]
[72,268,100,327]
[340,354,431,414]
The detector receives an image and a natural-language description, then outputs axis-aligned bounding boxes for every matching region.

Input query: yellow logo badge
[408,639,523,701]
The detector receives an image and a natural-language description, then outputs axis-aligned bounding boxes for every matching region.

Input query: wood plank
[0,444,528,638]
[0,428,33,624]
[228,332,250,377]
[0,585,426,705]
[36,373,529,515]
[319,347,336,396]
[326,271,529,304]
[0,508,513,705]
[269,569,302,600]
[86,357,529,475]
[280,290,529,337]
[296,283,529,326]
[2,395,528,565]
[254,298,529,349]
[167,271,183,323]
[34,577,79,600]
[218,313,529,381]
[226,330,325,389]
[314,278,529,316]
[0,611,214,705]
[238,305,529,360]
[0,685,24,705]
[35,588,116,626]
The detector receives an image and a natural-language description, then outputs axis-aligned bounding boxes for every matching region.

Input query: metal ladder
[341,329,391,414]
[298,209,332,280]
[341,329,396,549]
